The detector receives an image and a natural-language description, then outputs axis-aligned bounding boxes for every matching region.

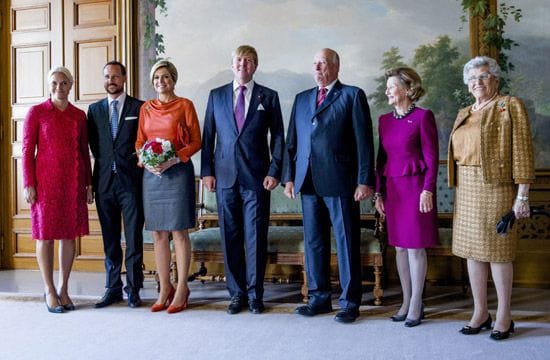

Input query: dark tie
[317,87,327,108]
[110,100,119,171]
[234,85,246,132]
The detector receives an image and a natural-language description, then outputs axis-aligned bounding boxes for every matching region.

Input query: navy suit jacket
[283,81,375,197]
[201,82,285,190]
[88,95,144,194]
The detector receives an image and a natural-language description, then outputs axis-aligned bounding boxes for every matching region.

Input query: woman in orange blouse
[136,59,201,314]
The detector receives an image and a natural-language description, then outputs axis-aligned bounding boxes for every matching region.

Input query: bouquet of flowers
[139,138,177,167]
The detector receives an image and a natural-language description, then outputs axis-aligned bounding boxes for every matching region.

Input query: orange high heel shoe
[167,289,190,314]
[151,286,175,312]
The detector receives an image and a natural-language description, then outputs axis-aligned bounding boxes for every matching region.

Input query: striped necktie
[110,100,119,171]
[234,85,246,132]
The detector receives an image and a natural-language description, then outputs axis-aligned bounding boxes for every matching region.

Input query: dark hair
[104,61,127,76]
[385,67,425,101]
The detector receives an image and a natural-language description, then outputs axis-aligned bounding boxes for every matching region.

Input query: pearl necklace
[393,103,416,119]
[471,93,498,112]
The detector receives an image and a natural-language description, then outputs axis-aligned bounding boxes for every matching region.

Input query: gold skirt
[452,166,517,262]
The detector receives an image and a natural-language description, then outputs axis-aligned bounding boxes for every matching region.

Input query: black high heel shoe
[44,293,64,314]
[490,320,515,340]
[459,314,492,335]
[58,295,75,311]
[390,313,407,322]
[404,304,425,328]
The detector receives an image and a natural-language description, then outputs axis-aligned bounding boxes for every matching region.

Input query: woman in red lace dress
[22,66,93,313]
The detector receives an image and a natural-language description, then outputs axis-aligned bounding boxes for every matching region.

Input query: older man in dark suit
[201,45,285,314]
[88,61,144,308]
[283,48,375,323]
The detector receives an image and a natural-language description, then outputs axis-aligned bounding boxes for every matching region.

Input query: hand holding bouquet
[139,138,177,175]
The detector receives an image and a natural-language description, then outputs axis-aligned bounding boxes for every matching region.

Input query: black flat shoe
[94,291,123,308]
[248,299,265,314]
[459,314,493,335]
[127,292,142,308]
[227,295,248,315]
[44,294,64,314]
[490,320,515,341]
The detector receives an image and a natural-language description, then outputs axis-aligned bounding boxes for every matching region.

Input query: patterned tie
[110,100,119,171]
[317,87,327,108]
[110,99,119,139]
[234,85,246,132]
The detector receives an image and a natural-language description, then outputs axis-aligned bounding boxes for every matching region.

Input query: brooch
[497,101,506,113]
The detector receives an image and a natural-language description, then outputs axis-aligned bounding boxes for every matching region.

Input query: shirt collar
[108,92,126,106]
[233,79,255,93]
[319,79,338,93]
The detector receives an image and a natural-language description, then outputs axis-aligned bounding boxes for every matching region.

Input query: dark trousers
[217,182,270,300]
[300,170,362,309]
[95,173,144,294]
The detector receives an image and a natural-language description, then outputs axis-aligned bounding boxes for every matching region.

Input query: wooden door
[6,0,129,270]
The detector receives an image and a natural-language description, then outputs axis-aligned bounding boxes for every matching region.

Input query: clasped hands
[144,157,180,177]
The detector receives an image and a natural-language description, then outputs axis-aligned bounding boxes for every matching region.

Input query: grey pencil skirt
[142,160,196,231]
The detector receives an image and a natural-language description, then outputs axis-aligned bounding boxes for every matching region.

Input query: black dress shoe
[459,314,493,335]
[490,320,515,340]
[404,317,422,327]
[227,296,248,315]
[94,292,123,308]
[127,292,142,308]
[248,299,265,314]
[295,304,333,317]
[334,307,360,323]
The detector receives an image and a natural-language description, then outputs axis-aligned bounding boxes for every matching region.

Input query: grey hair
[47,66,74,85]
[150,59,178,84]
[463,56,501,85]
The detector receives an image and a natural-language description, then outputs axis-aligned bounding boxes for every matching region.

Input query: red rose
[151,141,163,154]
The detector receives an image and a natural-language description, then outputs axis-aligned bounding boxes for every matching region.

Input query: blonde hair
[232,45,258,65]
[47,66,74,85]
[150,59,178,84]
[385,67,425,102]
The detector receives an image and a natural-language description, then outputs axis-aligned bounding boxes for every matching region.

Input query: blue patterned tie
[234,85,246,132]
[110,100,119,171]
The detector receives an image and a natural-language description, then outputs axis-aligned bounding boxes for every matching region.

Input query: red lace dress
[22,99,92,240]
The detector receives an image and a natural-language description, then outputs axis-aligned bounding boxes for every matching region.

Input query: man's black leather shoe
[334,307,360,323]
[127,292,142,308]
[248,299,265,314]
[295,304,333,317]
[94,292,123,308]
[227,295,248,315]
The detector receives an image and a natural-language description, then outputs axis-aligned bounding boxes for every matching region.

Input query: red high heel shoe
[167,289,190,314]
[151,286,175,312]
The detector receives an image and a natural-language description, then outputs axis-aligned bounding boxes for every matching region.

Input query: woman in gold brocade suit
[448,56,535,340]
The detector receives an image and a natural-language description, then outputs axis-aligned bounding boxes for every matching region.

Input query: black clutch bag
[496,206,549,235]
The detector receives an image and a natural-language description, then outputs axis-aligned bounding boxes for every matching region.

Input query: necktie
[110,100,119,171]
[110,100,119,139]
[317,87,327,108]
[234,85,246,132]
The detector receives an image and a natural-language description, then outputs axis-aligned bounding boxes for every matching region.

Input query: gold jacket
[448,95,535,186]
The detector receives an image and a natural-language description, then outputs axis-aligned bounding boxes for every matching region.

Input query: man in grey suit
[283,48,375,323]
[88,61,144,308]
[201,45,285,314]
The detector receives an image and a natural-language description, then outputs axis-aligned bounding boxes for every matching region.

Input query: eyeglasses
[468,73,493,83]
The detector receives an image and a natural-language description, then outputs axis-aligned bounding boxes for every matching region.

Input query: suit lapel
[223,83,238,134]
[100,98,115,145]
[316,81,342,114]
[241,84,262,133]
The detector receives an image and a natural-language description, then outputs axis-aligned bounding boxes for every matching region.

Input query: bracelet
[421,190,433,196]
[516,195,528,201]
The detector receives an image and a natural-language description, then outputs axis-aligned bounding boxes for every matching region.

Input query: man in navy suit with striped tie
[88,61,144,308]
[201,45,285,314]
[283,48,375,323]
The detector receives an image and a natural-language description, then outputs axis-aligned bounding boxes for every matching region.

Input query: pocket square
[125,116,138,120]
[257,103,265,111]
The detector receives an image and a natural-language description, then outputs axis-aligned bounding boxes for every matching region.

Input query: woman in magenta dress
[22,66,93,313]
[374,67,439,327]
